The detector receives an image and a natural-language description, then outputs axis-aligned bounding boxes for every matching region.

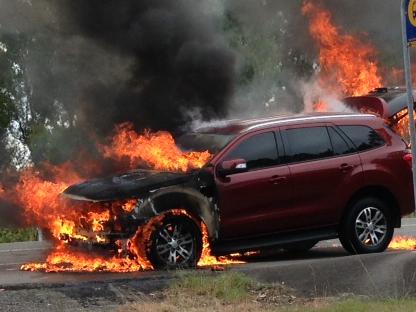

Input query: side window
[328,127,355,155]
[339,125,385,151]
[225,132,278,170]
[284,127,333,163]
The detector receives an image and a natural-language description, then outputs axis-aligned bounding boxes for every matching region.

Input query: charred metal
[62,168,219,247]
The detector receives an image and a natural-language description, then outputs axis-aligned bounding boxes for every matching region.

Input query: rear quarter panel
[336,118,414,217]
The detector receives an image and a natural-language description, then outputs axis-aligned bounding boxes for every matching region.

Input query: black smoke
[61,0,236,134]
[0,0,235,135]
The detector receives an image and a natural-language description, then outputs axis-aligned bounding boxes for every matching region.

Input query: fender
[136,186,219,239]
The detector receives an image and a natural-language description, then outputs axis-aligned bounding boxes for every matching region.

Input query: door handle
[339,163,354,172]
[269,175,287,185]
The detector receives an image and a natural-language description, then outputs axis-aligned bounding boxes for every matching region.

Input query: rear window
[284,127,333,163]
[339,126,385,151]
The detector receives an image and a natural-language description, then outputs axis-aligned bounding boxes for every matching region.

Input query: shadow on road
[235,246,350,263]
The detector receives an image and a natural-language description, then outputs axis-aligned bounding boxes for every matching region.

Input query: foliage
[0,228,37,243]
[222,4,315,113]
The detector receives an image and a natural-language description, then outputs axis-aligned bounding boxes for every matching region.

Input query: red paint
[210,115,414,239]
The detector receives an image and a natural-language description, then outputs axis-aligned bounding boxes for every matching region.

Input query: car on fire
[63,112,414,269]
[343,87,414,137]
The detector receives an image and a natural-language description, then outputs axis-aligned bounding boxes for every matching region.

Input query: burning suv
[63,112,414,268]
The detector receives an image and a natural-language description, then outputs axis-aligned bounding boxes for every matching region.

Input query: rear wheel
[339,197,394,254]
[148,215,202,269]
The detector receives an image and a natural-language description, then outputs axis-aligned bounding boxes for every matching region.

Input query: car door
[215,129,293,239]
[280,123,363,229]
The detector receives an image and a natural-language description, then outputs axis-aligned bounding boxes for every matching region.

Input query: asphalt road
[1,218,416,295]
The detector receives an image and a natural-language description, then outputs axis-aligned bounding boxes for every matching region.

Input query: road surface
[0,218,416,294]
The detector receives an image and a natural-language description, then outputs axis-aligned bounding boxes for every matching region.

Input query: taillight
[403,153,413,168]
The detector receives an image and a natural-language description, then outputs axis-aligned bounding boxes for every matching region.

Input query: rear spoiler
[343,96,389,119]
[343,96,416,126]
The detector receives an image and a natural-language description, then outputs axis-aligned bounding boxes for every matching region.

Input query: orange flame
[302,0,382,97]
[102,123,212,172]
[389,236,416,250]
[21,208,243,272]
[312,100,329,112]
[11,125,237,273]
[13,165,82,241]
[391,109,415,142]
[197,221,244,267]
[87,211,111,232]
[121,199,138,213]
[21,242,150,273]
[162,209,244,267]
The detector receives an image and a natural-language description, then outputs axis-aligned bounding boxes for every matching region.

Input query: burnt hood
[63,170,192,202]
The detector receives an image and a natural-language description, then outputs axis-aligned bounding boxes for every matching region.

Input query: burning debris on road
[389,236,416,251]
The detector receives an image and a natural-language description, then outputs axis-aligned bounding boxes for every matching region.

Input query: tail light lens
[403,153,413,168]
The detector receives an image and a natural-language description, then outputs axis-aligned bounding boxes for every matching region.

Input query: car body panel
[63,170,192,202]
[213,128,293,239]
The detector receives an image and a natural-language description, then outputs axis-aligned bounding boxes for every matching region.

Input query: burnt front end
[49,199,146,254]
[60,168,219,253]
[60,170,193,247]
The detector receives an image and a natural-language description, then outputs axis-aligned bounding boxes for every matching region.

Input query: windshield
[177,133,235,154]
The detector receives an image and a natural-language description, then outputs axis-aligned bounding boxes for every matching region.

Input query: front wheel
[148,215,202,269]
[339,197,394,254]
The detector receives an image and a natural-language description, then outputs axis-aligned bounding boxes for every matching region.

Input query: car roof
[195,113,377,135]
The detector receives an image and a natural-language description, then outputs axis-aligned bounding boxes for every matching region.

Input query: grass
[120,272,416,312]
[0,228,37,243]
[170,271,253,302]
[121,271,295,311]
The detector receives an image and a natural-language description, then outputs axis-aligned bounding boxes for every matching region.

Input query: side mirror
[218,159,248,177]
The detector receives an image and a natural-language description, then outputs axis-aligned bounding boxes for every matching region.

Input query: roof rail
[242,114,376,132]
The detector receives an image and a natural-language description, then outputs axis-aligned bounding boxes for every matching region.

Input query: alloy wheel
[154,221,195,266]
[355,207,387,247]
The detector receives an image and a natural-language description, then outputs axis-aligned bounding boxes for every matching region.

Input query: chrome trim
[241,114,376,133]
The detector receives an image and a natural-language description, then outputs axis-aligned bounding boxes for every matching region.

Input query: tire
[283,240,318,253]
[339,197,394,254]
[148,215,202,269]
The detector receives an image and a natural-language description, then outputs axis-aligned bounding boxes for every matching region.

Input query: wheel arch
[137,186,219,239]
[341,186,401,228]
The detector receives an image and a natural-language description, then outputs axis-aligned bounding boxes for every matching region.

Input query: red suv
[64,113,414,268]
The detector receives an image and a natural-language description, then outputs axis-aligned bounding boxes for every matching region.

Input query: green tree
[222,3,315,114]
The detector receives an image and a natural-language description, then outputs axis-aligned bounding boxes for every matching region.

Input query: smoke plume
[0,0,236,135]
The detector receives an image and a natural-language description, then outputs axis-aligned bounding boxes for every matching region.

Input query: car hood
[63,170,192,202]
